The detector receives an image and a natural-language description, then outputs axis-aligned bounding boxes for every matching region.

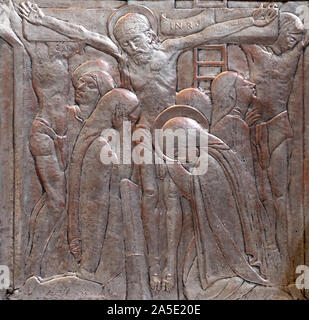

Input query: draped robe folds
[211,109,281,283]
[67,88,136,288]
[167,133,271,290]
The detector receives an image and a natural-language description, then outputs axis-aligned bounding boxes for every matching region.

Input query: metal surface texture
[0,0,308,300]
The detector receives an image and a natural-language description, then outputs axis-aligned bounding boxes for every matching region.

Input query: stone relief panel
[0,0,308,300]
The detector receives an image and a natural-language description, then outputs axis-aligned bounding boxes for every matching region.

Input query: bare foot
[150,273,161,291]
[149,258,161,291]
[162,269,175,292]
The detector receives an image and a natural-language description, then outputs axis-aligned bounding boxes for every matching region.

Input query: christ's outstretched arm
[164,4,278,53]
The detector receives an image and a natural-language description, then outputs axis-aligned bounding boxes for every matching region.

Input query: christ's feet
[150,273,161,291]
[162,268,175,292]
[149,259,161,291]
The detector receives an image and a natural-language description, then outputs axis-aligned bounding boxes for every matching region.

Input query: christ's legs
[140,163,161,290]
[162,177,182,292]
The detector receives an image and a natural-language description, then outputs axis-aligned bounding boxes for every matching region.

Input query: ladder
[193,44,227,93]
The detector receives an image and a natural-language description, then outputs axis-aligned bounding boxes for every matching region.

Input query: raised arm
[0,0,26,47]
[3,0,36,53]
[164,4,278,53]
[18,1,122,60]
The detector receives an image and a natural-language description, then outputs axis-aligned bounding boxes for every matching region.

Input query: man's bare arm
[164,4,278,53]
[3,0,35,53]
[18,1,121,60]
[0,0,28,48]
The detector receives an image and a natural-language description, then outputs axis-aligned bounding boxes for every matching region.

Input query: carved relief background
[0,0,308,300]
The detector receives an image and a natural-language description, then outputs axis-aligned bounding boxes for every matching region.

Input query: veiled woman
[210,71,280,282]
[153,106,272,299]
[67,84,140,287]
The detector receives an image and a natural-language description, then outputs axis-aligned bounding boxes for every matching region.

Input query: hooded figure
[153,106,272,297]
[67,88,140,289]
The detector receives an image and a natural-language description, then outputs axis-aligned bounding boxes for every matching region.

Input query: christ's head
[113,13,159,65]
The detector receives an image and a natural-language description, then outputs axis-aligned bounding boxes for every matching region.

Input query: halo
[152,105,209,163]
[152,105,209,132]
[107,4,158,45]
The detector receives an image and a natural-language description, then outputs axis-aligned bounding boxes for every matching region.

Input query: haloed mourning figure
[66,60,117,280]
[210,71,280,281]
[211,72,257,176]
[18,1,278,290]
[154,106,272,299]
[67,82,141,283]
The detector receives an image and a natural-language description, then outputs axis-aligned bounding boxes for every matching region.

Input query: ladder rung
[196,76,216,81]
[195,45,226,50]
[196,61,224,66]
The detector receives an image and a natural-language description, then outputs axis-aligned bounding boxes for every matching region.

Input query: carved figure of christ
[18,1,278,290]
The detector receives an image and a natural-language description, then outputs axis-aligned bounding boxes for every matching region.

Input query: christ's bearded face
[118,31,153,65]
[114,13,156,65]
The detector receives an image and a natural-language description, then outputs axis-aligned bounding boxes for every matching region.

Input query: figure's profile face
[74,74,100,109]
[235,76,256,106]
[277,30,303,52]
